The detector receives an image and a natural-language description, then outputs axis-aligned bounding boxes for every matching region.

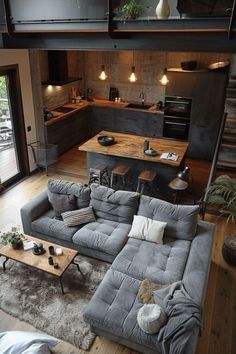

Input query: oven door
[163,119,190,141]
[164,96,192,118]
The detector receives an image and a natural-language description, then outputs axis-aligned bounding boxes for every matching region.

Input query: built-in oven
[163,96,192,141]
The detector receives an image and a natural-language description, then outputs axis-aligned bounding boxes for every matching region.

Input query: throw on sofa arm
[20,189,51,235]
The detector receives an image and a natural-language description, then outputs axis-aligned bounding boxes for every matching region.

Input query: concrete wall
[0,49,37,171]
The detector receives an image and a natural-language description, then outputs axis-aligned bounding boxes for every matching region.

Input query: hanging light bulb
[129,66,137,83]
[99,65,107,81]
[160,68,169,86]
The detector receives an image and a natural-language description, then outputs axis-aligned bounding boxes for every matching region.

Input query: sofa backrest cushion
[47,179,90,210]
[90,184,140,224]
[138,195,199,240]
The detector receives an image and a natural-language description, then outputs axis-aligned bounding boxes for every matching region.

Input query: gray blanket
[153,281,202,354]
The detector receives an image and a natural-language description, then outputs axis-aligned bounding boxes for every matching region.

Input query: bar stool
[88,165,109,186]
[110,165,130,189]
[136,170,157,195]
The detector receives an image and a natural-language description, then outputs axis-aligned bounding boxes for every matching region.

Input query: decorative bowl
[144,148,158,156]
[208,61,230,72]
[97,136,115,146]
[181,61,197,71]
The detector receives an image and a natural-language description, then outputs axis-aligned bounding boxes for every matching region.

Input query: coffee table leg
[2,257,9,271]
[59,276,65,295]
[72,260,84,277]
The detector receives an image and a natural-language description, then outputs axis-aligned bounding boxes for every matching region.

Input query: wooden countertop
[79,131,189,167]
[44,99,163,126]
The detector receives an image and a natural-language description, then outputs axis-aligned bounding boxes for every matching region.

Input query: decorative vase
[156,0,170,19]
[11,239,23,250]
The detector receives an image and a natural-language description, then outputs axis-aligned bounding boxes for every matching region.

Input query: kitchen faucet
[139,90,145,105]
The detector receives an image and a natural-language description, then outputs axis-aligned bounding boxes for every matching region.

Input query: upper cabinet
[0,0,7,33]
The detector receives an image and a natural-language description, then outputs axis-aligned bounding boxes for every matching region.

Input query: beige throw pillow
[61,206,96,227]
[128,215,167,244]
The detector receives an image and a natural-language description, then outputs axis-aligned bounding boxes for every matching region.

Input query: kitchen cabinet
[45,109,89,155]
[89,106,163,138]
[166,70,228,160]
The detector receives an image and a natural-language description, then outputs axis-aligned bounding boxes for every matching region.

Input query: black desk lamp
[168,166,190,191]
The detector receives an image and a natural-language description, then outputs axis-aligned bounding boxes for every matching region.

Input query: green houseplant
[206,175,236,223]
[0,227,25,249]
[120,0,144,20]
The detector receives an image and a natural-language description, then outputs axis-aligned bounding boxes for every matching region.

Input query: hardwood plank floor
[0,145,235,354]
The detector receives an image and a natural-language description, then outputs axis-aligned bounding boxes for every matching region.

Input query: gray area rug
[0,254,110,350]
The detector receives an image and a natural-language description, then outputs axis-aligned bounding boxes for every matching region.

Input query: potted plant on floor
[0,227,25,249]
[206,175,236,266]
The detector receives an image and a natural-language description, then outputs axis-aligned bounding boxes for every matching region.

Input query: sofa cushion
[138,195,199,240]
[112,237,191,284]
[89,184,139,224]
[72,218,131,256]
[31,210,79,242]
[128,215,167,244]
[47,179,91,209]
[62,206,96,227]
[47,192,76,219]
[83,268,162,352]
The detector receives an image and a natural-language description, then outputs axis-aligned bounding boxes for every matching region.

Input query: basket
[29,142,58,175]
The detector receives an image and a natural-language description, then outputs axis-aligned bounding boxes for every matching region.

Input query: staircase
[217,71,236,170]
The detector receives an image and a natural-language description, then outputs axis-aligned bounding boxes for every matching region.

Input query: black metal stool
[88,165,109,186]
[110,165,130,189]
[136,170,157,195]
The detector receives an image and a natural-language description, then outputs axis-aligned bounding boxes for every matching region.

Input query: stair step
[224,127,236,134]
[227,88,236,98]
[217,160,236,170]
[221,142,236,149]
[222,134,236,143]
[228,79,236,88]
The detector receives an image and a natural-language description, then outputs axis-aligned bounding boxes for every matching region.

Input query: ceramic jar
[156,0,170,19]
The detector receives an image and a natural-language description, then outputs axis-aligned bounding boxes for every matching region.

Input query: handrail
[228,0,236,39]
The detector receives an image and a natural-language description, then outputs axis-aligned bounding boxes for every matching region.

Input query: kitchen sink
[126,103,152,110]
[54,106,76,113]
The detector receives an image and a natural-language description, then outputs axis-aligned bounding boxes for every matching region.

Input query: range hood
[42,50,82,86]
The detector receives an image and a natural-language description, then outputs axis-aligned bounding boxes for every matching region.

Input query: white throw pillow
[0,331,58,354]
[137,304,167,334]
[128,215,167,244]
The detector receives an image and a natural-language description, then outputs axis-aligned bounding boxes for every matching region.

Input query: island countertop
[79,131,189,167]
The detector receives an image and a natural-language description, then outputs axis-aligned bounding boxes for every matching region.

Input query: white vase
[156,0,170,19]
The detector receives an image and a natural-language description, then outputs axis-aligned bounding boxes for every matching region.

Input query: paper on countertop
[160,152,179,161]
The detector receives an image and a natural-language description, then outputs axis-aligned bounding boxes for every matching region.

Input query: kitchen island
[79,131,189,198]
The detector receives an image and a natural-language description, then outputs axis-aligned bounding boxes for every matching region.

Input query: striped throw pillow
[61,206,96,227]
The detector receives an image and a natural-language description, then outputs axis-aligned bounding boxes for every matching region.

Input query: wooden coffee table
[0,235,82,294]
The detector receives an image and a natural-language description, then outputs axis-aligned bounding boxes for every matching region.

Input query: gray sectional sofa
[20,179,215,354]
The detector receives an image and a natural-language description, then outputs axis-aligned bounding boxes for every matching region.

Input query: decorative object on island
[98,64,107,81]
[97,135,115,146]
[208,61,230,72]
[156,0,170,19]
[120,0,144,20]
[0,226,25,249]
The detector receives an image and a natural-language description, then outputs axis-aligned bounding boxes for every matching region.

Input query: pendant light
[129,52,137,83]
[99,64,107,81]
[160,53,169,86]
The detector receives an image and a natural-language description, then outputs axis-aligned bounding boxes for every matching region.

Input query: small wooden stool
[136,170,157,194]
[110,165,130,189]
[88,165,109,186]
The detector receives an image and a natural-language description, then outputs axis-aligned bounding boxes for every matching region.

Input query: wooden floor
[0,146,18,182]
[0,146,235,354]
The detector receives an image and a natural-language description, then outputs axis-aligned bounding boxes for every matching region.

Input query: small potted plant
[120,0,144,20]
[0,226,25,249]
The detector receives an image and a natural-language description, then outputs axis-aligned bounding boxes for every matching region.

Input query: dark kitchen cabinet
[166,71,228,160]
[89,105,163,138]
[45,109,89,155]
[0,0,7,33]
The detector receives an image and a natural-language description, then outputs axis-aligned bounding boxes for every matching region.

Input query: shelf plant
[0,226,25,249]
[120,0,144,20]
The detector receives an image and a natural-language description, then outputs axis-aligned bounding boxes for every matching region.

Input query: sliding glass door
[0,66,28,188]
